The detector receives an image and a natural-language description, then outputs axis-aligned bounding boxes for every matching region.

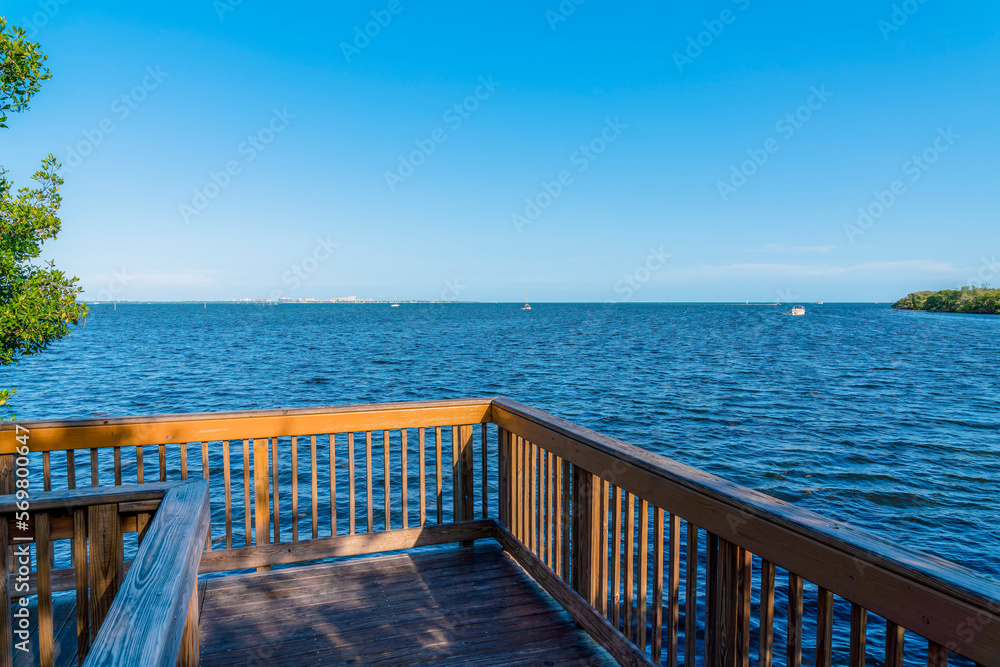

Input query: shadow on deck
[198,543,614,666]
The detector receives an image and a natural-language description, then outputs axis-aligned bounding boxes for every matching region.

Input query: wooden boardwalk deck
[199,542,616,665]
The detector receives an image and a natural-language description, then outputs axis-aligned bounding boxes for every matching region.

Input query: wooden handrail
[84,479,210,667]
[0,398,495,453]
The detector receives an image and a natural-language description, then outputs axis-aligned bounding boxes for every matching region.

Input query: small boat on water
[521,303,531,311]
[791,305,806,316]
[521,287,531,310]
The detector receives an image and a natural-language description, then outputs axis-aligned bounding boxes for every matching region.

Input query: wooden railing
[0,399,496,580]
[492,397,1000,667]
[2,397,999,666]
[0,481,207,667]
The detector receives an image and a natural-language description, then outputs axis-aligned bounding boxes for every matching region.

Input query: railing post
[177,579,200,667]
[252,437,271,572]
[88,503,123,636]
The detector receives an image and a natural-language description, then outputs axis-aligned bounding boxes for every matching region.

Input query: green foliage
[893,288,1000,315]
[0,17,50,128]
[1,17,87,419]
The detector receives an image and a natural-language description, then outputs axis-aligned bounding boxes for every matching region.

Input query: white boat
[791,305,806,316]
[521,287,531,310]
[521,303,531,311]
[391,291,399,307]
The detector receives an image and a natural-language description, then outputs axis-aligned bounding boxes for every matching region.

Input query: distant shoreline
[893,288,999,315]
[79,301,877,306]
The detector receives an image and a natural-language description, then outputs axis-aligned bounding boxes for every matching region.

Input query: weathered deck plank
[199,543,615,666]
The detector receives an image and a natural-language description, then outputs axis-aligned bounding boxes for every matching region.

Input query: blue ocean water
[5,302,999,580]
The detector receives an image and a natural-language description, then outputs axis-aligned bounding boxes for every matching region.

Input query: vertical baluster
[554,454,564,577]
[561,458,571,584]
[529,441,537,553]
[788,573,804,667]
[158,444,166,482]
[611,485,623,629]
[539,449,547,559]
[348,433,356,536]
[849,604,867,667]
[668,513,681,666]
[759,559,776,667]
[366,432,374,533]
[886,621,905,667]
[401,429,409,529]
[43,451,51,491]
[706,533,719,667]
[520,438,528,543]
[715,538,739,667]
[67,450,76,489]
[419,427,427,527]
[598,479,609,615]
[202,441,212,551]
[135,446,143,484]
[539,450,547,561]
[242,439,251,547]
[817,587,834,667]
[738,548,752,667]
[179,442,187,481]
[271,437,281,543]
[685,523,698,667]
[329,434,337,536]
[37,513,54,667]
[652,507,665,664]
[451,426,459,523]
[459,425,474,526]
[113,447,121,485]
[384,430,391,531]
[435,426,443,524]
[90,448,100,487]
[550,452,558,568]
[927,641,947,667]
[291,435,299,542]
[310,435,319,539]
[589,473,602,608]
[481,423,488,519]
[74,508,90,662]
[637,500,649,651]
[223,440,233,549]
[625,492,636,641]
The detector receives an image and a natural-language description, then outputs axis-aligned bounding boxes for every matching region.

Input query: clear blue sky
[2,0,998,302]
